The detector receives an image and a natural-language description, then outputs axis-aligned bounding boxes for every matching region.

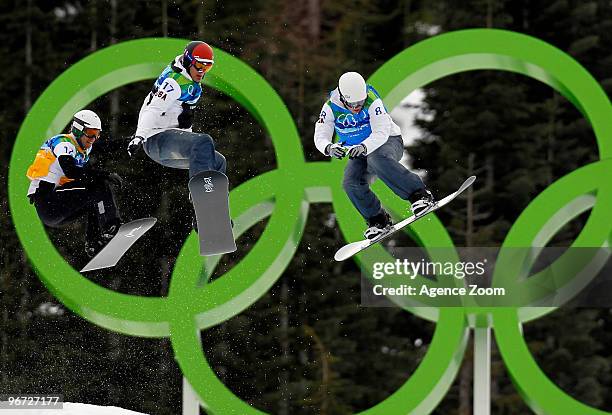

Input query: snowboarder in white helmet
[314,71,434,239]
[127,40,228,232]
[26,109,123,257]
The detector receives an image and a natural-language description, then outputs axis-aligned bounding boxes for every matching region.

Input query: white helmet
[71,109,102,134]
[338,72,367,108]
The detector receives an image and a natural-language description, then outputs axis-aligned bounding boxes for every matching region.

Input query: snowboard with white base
[189,170,236,256]
[81,217,157,272]
[334,176,476,262]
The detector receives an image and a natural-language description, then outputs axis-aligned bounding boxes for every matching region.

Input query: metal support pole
[473,327,491,415]
[183,377,200,415]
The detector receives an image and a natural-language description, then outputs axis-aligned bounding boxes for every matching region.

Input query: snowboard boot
[364,210,392,240]
[409,188,435,217]
[85,238,105,258]
[100,220,121,241]
[85,220,121,258]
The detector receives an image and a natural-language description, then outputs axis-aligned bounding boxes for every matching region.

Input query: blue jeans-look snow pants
[144,129,226,179]
[343,135,425,220]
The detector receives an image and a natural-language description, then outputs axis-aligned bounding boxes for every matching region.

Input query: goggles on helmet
[340,94,366,110]
[193,59,214,73]
[345,99,365,110]
[82,128,101,140]
[339,88,366,110]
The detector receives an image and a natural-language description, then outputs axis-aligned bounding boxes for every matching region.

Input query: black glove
[127,135,144,158]
[347,144,367,158]
[177,102,196,129]
[58,156,112,186]
[105,172,123,190]
[325,143,347,159]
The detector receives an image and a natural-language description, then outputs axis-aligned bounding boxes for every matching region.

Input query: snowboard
[81,217,157,272]
[188,170,236,256]
[334,176,476,262]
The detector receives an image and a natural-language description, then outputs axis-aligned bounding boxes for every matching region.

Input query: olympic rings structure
[8,29,612,414]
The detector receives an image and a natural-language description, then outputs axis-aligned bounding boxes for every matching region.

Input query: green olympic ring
[7,29,612,414]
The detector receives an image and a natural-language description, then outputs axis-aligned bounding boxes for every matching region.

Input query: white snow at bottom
[0,402,150,414]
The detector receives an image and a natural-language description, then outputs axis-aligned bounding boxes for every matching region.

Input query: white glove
[347,144,367,158]
[325,143,346,159]
[127,136,144,158]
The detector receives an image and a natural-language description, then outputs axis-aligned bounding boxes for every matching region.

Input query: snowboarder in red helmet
[182,41,214,83]
[128,40,228,233]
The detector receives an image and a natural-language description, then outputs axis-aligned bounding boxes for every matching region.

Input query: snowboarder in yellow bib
[26,110,123,257]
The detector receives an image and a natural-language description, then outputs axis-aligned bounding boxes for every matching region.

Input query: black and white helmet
[71,109,102,136]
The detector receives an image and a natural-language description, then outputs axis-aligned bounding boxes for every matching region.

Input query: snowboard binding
[364,210,393,240]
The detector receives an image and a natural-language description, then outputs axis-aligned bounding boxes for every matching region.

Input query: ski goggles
[340,94,366,110]
[82,128,101,140]
[193,60,214,73]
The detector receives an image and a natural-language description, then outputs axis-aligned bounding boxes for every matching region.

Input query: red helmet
[182,41,214,68]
